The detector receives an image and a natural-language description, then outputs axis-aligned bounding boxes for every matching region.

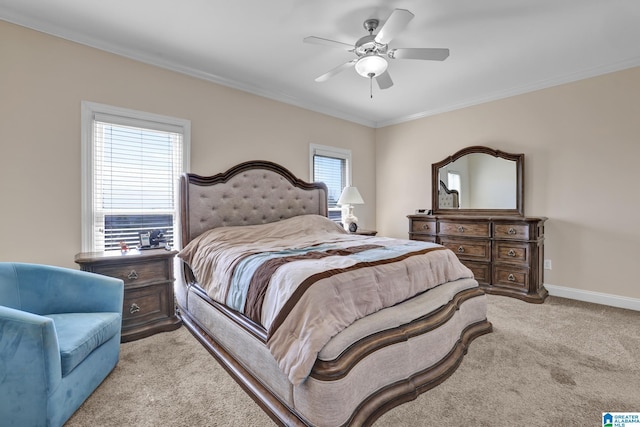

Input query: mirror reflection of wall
[438,153,517,209]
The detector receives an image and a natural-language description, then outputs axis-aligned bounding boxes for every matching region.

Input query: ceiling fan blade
[389,48,450,61]
[376,70,393,89]
[315,59,357,82]
[374,9,415,45]
[304,36,353,51]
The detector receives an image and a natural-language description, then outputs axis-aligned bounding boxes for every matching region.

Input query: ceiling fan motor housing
[355,34,387,57]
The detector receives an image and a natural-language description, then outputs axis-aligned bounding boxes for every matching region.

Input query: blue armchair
[0,262,124,427]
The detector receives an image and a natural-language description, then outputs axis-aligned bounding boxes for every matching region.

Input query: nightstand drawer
[122,282,170,327]
[91,259,171,285]
[440,239,491,262]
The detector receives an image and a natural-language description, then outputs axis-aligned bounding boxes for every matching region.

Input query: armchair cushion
[45,312,122,376]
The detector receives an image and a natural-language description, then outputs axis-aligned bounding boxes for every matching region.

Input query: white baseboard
[545,283,640,312]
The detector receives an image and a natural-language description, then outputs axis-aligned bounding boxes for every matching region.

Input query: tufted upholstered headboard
[180,160,328,248]
[438,180,460,209]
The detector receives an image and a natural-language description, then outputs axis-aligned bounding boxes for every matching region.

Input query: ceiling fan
[304,8,449,94]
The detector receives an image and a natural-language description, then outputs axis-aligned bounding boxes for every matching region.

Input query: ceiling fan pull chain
[369,73,374,99]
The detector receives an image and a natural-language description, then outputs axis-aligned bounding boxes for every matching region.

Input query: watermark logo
[603,412,640,427]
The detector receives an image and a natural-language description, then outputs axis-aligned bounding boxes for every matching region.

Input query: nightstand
[350,229,377,236]
[74,248,182,342]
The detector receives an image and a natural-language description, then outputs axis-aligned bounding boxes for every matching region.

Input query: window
[448,171,462,199]
[81,102,190,252]
[309,144,352,221]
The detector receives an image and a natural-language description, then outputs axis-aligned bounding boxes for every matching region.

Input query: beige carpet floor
[66,295,640,426]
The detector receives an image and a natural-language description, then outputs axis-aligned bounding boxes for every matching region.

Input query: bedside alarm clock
[348,222,358,233]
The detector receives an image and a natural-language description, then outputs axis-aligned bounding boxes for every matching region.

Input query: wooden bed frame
[175,160,492,426]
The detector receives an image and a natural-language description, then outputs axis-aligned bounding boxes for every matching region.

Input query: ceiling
[2,0,640,128]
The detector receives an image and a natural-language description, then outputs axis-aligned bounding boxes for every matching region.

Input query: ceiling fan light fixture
[355,54,388,78]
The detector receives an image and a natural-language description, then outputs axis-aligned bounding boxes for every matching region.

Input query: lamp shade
[354,54,388,78]
[337,186,364,205]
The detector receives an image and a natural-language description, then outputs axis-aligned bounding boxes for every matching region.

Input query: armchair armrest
[6,263,124,315]
[0,306,62,402]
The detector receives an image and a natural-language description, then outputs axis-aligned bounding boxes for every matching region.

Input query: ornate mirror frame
[431,146,524,216]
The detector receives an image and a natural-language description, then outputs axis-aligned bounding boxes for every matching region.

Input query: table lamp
[337,186,364,232]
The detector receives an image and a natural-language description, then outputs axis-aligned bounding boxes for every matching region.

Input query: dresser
[408,214,548,303]
[75,248,182,342]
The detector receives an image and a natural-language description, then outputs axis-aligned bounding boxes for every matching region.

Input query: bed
[175,160,492,426]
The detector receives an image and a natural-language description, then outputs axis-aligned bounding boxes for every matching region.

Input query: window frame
[80,101,191,252]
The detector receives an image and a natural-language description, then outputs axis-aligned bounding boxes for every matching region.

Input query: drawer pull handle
[457,226,465,232]
[127,270,138,280]
[129,303,140,314]
[508,227,517,235]
[507,274,515,281]
[422,224,429,230]
[508,249,516,257]
[457,246,465,254]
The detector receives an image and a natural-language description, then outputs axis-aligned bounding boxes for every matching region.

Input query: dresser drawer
[461,261,491,285]
[411,219,436,234]
[440,239,491,262]
[494,223,530,240]
[493,241,531,264]
[439,221,490,238]
[493,266,529,290]
[122,282,171,328]
[91,258,171,285]
[410,234,437,243]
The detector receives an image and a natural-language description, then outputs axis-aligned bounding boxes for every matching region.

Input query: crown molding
[4,13,639,130]
[376,56,640,128]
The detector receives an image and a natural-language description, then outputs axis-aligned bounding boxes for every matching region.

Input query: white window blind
[82,102,190,252]
[313,155,346,209]
[310,144,352,221]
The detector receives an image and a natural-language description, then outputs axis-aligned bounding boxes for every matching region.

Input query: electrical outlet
[544,259,552,270]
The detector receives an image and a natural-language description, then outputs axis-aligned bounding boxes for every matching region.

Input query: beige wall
[3,20,639,302]
[0,21,375,269]
[376,66,640,300]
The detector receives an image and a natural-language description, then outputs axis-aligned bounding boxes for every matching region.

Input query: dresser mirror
[432,146,524,216]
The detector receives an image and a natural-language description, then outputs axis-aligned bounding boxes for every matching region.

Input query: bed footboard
[176,275,491,427]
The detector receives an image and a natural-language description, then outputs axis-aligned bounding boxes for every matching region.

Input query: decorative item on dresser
[75,248,181,342]
[408,145,548,303]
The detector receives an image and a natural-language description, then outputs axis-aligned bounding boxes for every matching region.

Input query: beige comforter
[179,214,473,385]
